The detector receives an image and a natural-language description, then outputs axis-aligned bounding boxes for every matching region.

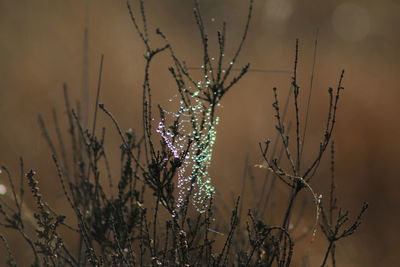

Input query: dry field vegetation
[0,0,377,266]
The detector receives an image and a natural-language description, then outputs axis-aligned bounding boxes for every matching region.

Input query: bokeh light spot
[264,0,294,23]
[332,3,370,42]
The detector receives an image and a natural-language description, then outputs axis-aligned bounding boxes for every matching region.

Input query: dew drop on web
[0,184,7,195]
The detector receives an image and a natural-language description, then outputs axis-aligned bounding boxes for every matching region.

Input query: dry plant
[0,0,367,266]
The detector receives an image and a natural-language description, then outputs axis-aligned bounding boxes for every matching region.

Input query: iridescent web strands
[156,89,219,214]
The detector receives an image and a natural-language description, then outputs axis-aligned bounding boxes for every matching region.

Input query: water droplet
[0,184,7,195]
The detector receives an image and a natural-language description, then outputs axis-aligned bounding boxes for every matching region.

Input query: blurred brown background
[1,0,399,266]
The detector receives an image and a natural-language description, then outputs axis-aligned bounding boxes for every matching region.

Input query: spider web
[157,89,218,213]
